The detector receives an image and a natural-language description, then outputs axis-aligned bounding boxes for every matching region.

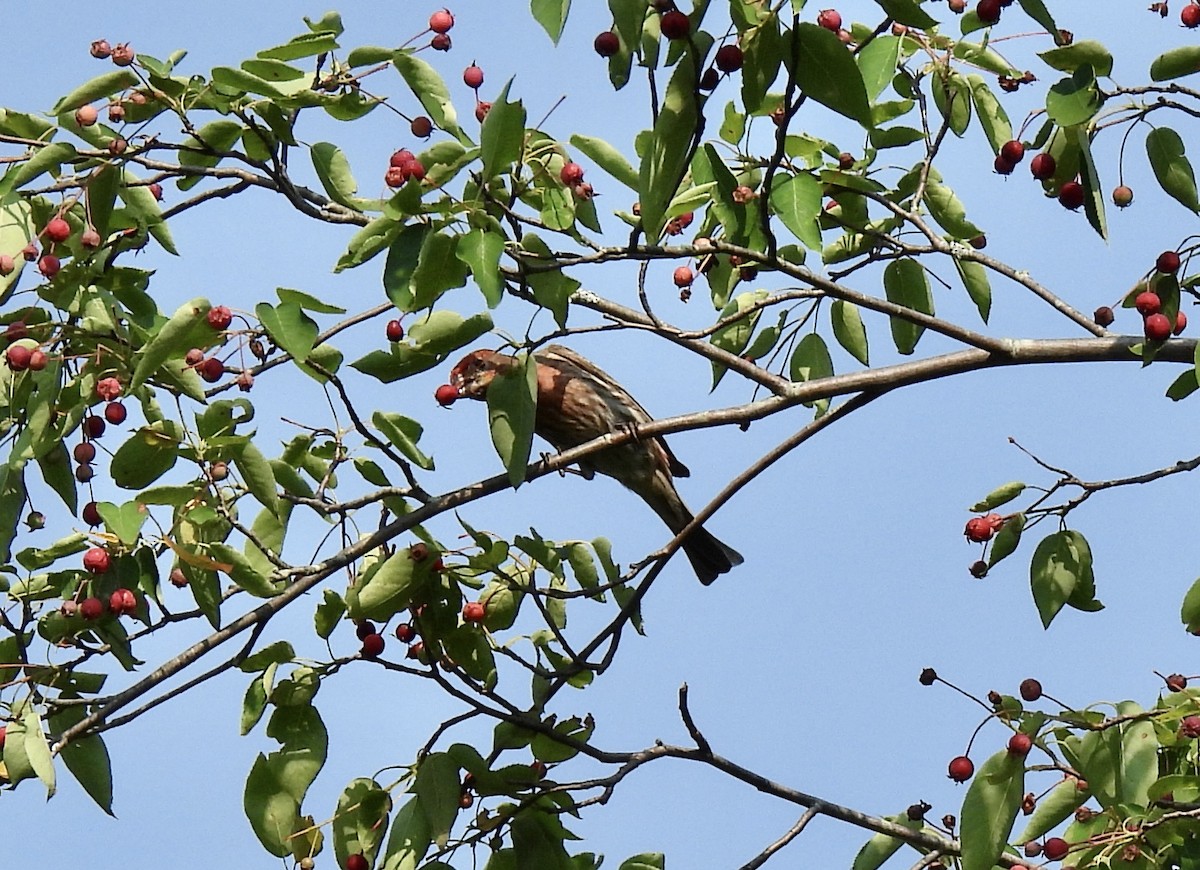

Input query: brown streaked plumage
[449,344,742,584]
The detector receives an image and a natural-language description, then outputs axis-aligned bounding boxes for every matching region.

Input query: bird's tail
[642,476,743,585]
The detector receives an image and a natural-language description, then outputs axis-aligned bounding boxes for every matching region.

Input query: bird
[447,344,743,584]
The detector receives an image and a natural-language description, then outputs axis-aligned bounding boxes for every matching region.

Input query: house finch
[448,344,743,584]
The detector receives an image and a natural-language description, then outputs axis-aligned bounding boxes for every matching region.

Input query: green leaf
[394,51,469,146]
[0,142,77,199]
[310,142,361,209]
[954,257,991,323]
[52,70,140,114]
[932,70,972,137]
[411,231,470,311]
[333,778,392,867]
[1014,775,1087,844]
[830,300,869,365]
[569,134,639,190]
[851,813,923,870]
[457,229,506,308]
[210,542,281,597]
[314,589,346,640]
[637,50,700,237]
[1039,40,1114,77]
[415,752,461,847]
[349,310,493,383]
[789,333,833,413]
[520,234,579,328]
[791,23,874,127]
[882,258,932,354]
[372,411,434,471]
[876,0,938,27]
[234,440,281,516]
[1116,700,1157,805]
[241,674,268,735]
[619,856,666,870]
[1071,124,1107,240]
[1045,65,1101,127]
[856,35,902,103]
[244,753,298,856]
[276,287,346,315]
[970,481,1025,512]
[1030,529,1097,628]
[718,101,746,146]
[531,0,571,43]
[988,512,1024,568]
[96,501,149,548]
[740,15,783,114]
[131,297,213,390]
[1016,0,1063,43]
[1167,368,1199,401]
[710,290,767,387]
[960,749,1025,870]
[382,797,432,869]
[1150,46,1200,82]
[353,548,419,622]
[769,172,823,250]
[486,352,538,488]
[1146,126,1200,213]
[382,223,429,310]
[480,81,526,180]
[110,425,180,490]
[259,29,339,61]
[967,74,1012,152]
[256,301,319,364]
[924,181,982,240]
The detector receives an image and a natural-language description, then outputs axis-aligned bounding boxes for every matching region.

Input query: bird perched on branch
[446,344,743,584]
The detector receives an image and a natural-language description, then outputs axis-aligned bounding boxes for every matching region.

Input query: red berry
[660,10,691,39]
[1176,310,1188,335]
[355,620,377,640]
[1112,185,1134,207]
[817,8,843,30]
[84,415,106,438]
[1057,180,1084,210]
[435,383,459,406]
[28,349,47,371]
[1043,837,1070,861]
[75,105,99,126]
[1157,250,1181,274]
[80,596,106,620]
[475,101,492,122]
[22,243,38,261]
[999,140,1024,164]
[110,43,135,67]
[90,39,112,59]
[104,401,127,424]
[714,44,744,73]
[83,547,111,574]
[169,568,188,587]
[594,31,620,57]
[200,357,224,383]
[0,254,14,275]
[1007,732,1033,756]
[74,442,97,463]
[185,348,205,367]
[6,345,31,371]
[1135,291,1161,315]
[109,588,136,616]
[38,254,61,278]
[964,516,994,542]
[947,755,974,782]
[1145,312,1172,342]
[1019,678,1042,701]
[207,305,233,330]
[1183,3,1200,27]
[560,162,585,186]
[976,0,1001,22]
[404,159,426,181]
[1029,152,1056,180]
[45,218,71,243]
[81,227,101,248]
[386,319,404,341]
[1167,673,1188,691]
[463,601,486,623]
[431,33,452,51]
[385,166,406,188]
[361,633,386,658]
[429,8,454,33]
[75,463,95,483]
[1182,714,1200,737]
[390,149,414,168]
[96,376,123,401]
[395,623,417,643]
[699,67,720,90]
[5,320,28,340]
[463,64,484,89]
[673,265,695,287]
[346,854,370,870]
[148,183,163,201]
[410,115,433,138]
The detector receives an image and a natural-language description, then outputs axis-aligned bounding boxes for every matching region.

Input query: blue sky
[3,2,1200,868]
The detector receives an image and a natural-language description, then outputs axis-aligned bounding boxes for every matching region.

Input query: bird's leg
[538,450,595,479]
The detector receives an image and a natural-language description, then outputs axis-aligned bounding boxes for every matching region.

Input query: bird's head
[448,349,516,400]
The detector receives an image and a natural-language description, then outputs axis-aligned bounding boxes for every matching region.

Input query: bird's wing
[538,344,691,478]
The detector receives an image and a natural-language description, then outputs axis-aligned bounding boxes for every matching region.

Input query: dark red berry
[1019,678,1042,701]
[1167,673,1188,692]
[594,31,620,57]
[74,442,97,463]
[80,596,106,620]
[993,155,1015,175]
[75,463,95,483]
[346,854,370,870]
[361,633,385,658]
[435,384,459,406]
[83,547,111,574]
[395,623,417,642]
[673,265,694,287]
[104,402,127,424]
[462,601,486,623]
[1175,311,1188,335]
[1007,732,1033,756]
[1057,180,1084,210]
[38,254,61,278]
[431,33,452,51]
[109,588,136,616]
[207,305,233,330]
[386,319,404,341]
[410,116,433,138]
[200,357,224,383]
[82,501,103,526]
[999,140,1024,164]
[660,10,691,39]
[1093,306,1114,327]
[1043,837,1069,862]
[45,218,71,243]
[355,620,377,640]
[714,44,744,73]
[1157,250,1181,274]
[947,755,974,782]
[84,415,106,438]
[1030,152,1056,180]
[976,0,1001,23]
[6,345,31,371]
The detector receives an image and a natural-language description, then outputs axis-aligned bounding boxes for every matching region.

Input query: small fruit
[1007,732,1033,756]
[560,162,585,186]
[75,105,99,126]
[1176,310,1188,335]
[673,265,695,287]
[45,218,71,243]
[80,596,106,620]
[964,516,994,542]
[355,620,377,640]
[993,155,1015,175]
[1135,291,1162,315]
[76,463,95,483]
[435,384,459,406]
[431,33,452,51]
[837,152,855,171]
[6,344,32,371]
[976,0,1001,22]
[148,183,163,201]
[474,101,492,122]
[108,137,128,156]
[185,348,205,367]
[83,547,111,574]
[386,319,404,341]
[1000,140,1024,164]
[207,305,233,330]
[236,371,253,392]
[1042,837,1069,861]
[1145,312,1172,342]
[463,601,486,623]
[81,228,101,248]
[361,633,386,658]
[1157,250,1181,274]
[463,64,484,89]
[1182,715,1200,738]
[108,103,125,123]
[210,461,229,482]
[82,501,103,526]
[947,755,974,783]
[169,567,188,587]
[594,31,620,57]
[410,543,430,563]
[110,43,135,66]
[1093,306,1114,327]
[1057,180,1084,210]
[410,115,433,138]
[660,9,691,39]
[1167,673,1188,692]
[0,254,14,275]
[390,150,414,171]
[1029,152,1056,180]
[429,8,454,33]
[74,442,97,463]
[90,39,112,59]
[22,243,38,261]
[714,44,744,73]
[1019,678,1042,701]
[1183,3,1200,27]
[84,415,106,438]
[96,376,123,401]
[38,254,61,278]
[200,357,225,383]
[1112,185,1134,207]
[817,8,843,30]
[109,588,136,616]
[969,235,986,250]
[968,560,988,578]
[105,402,127,425]
[699,67,720,90]
[395,623,417,643]
[346,854,370,870]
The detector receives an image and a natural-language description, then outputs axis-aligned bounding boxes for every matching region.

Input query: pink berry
[817,8,843,30]
[28,349,47,371]
[6,345,31,371]
[0,255,14,275]
[96,376,123,401]
[1175,310,1188,335]
[45,218,71,243]
[74,442,97,463]
[90,39,112,59]
[673,265,694,287]
[110,43,135,66]
[429,9,454,33]
[1007,732,1033,756]
[83,547,111,574]
[463,64,484,89]
[81,228,101,248]
[207,305,233,330]
[1135,291,1161,315]
[560,162,585,186]
[75,105,99,126]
